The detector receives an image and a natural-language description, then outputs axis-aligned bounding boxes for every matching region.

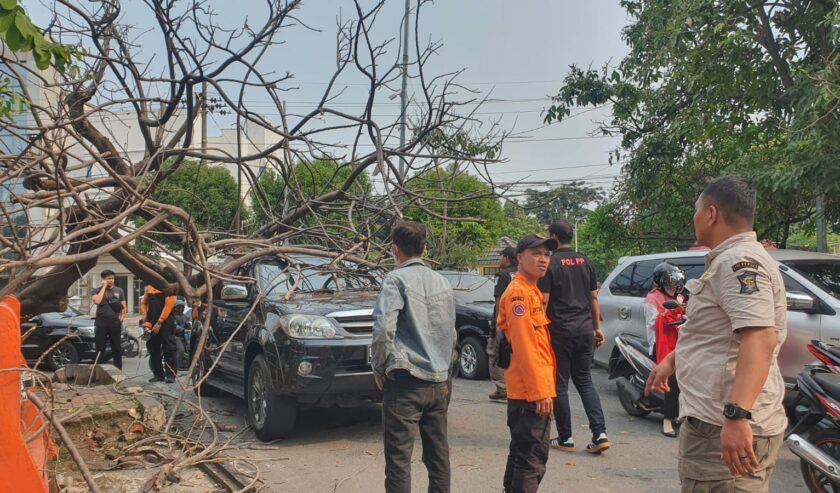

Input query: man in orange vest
[497,235,558,493]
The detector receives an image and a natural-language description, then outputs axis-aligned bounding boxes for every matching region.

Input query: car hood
[457,302,494,317]
[267,290,379,317]
[41,316,96,328]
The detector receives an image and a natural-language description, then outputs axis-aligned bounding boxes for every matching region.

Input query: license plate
[366,345,372,365]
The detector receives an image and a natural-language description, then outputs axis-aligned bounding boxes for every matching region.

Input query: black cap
[516,234,559,254]
[500,246,516,260]
[548,220,574,243]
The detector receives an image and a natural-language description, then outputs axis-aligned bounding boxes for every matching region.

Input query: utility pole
[200,81,208,167]
[398,0,410,179]
[817,194,828,253]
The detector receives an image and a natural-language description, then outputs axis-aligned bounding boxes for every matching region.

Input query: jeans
[664,375,680,421]
[552,333,606,439]
[503,400,551,493]
[147,322,178,379]
[382,371,451,493]
[94,318,122,369]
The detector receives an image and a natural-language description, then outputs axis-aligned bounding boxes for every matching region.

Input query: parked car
[191,254,383,440]
[596,249,840,384]
[437,271,495,380]
[20,307,101,369]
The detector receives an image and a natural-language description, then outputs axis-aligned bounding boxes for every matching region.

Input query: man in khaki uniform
[646,176,787,492]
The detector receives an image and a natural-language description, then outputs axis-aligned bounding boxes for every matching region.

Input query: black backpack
[495,330,512,369]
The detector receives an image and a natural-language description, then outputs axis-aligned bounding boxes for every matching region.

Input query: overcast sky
[29,1,631,198]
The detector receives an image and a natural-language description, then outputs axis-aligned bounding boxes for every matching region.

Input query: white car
[595,249,840,383]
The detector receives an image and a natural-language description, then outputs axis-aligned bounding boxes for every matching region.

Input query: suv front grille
[327,309,374,335]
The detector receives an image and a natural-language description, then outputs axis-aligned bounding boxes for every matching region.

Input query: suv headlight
[76,326,95,337]
[278,315,344,339]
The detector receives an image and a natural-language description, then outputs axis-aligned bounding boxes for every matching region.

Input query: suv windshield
[783,260,840,301]
[257,259,379,300]
[442,273,495,304]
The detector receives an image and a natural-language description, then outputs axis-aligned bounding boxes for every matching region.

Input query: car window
[609,257,704,298]
[782,260,840,301]
[609,260,658,297]
[440,273,495,304]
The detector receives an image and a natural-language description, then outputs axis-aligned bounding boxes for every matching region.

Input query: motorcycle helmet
[653,262,685,296]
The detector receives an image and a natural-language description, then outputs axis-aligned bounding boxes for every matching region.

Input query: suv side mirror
[221,283,248,301]
[787,290,816,311]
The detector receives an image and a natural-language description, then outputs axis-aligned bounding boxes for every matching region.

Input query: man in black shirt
[538,221,609,454]
[488,246,517,400]
[90,269,126,369]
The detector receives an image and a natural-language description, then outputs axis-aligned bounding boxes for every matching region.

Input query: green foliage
[576,203,668,282]
[248,160,371,241]
[546,0,840,247]
[0,1,77,119]
[0,1,72,71]
[405,167,504,269]
[499,200,543,242]
[137,160,243,253]
[523,182,605,225]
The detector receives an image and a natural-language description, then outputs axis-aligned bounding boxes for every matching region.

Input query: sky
[28,1,631,199]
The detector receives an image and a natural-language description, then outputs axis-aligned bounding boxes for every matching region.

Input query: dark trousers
[94,318,122,369]
[552,333,606,439]
[503,400,551,493]
[382,371,451,493]
[147,323,178,379]
[663,374,680,420]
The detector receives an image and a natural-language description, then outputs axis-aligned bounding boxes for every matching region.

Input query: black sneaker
[148,376,164,383]
[549,436,575,452]
[164,376,176,384]
[586,433,610,454]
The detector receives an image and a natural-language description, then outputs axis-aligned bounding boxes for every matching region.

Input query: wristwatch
[723,402,753,420]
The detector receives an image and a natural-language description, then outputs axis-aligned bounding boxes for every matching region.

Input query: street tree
[0,0,504,320]
[523,182,605,225]
[546,0,840,247]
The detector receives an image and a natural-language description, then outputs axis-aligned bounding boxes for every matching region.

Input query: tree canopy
[523,182,605,225]
[546,0,840,248]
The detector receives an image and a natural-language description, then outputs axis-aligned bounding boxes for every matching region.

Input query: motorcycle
[121,324,141,358]
[609,299,683,418]
[787,340,840,493]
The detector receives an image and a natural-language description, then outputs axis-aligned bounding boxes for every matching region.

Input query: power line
[488,163,614,175]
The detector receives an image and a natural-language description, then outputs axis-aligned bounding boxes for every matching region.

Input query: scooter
[785,340,840,493]
[609,299,683,418]
[786,343,840,493]
[121,324,141,358]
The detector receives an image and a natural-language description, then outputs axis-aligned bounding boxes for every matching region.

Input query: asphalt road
[119,356,808,492]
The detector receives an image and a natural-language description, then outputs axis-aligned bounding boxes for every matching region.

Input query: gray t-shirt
[91,286,126,322]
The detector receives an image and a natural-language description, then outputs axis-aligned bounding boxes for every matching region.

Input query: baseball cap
[516,234,559,254]
[548,220,574,241]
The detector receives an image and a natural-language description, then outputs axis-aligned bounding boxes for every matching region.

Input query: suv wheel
[459,336,489,380]
[248,354,297,440]
[48,341,79,370]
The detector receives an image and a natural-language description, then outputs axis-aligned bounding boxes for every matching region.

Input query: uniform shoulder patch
[736,271,760,294]
[512,303,526,317]
[732,261,760,272]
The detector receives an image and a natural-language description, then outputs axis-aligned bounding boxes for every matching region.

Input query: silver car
[595,249,840,383]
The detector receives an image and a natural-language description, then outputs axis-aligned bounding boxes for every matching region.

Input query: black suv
[192,254,382,440]
[438,271,495,380]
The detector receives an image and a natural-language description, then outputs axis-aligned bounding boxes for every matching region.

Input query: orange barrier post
[0,295,53,493]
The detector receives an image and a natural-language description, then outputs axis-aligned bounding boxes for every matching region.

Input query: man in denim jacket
[372,220,457,493]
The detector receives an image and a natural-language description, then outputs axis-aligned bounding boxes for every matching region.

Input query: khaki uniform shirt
[676,232,788,436]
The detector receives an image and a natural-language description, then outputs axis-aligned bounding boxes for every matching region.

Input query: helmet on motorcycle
[653,262,685,296]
